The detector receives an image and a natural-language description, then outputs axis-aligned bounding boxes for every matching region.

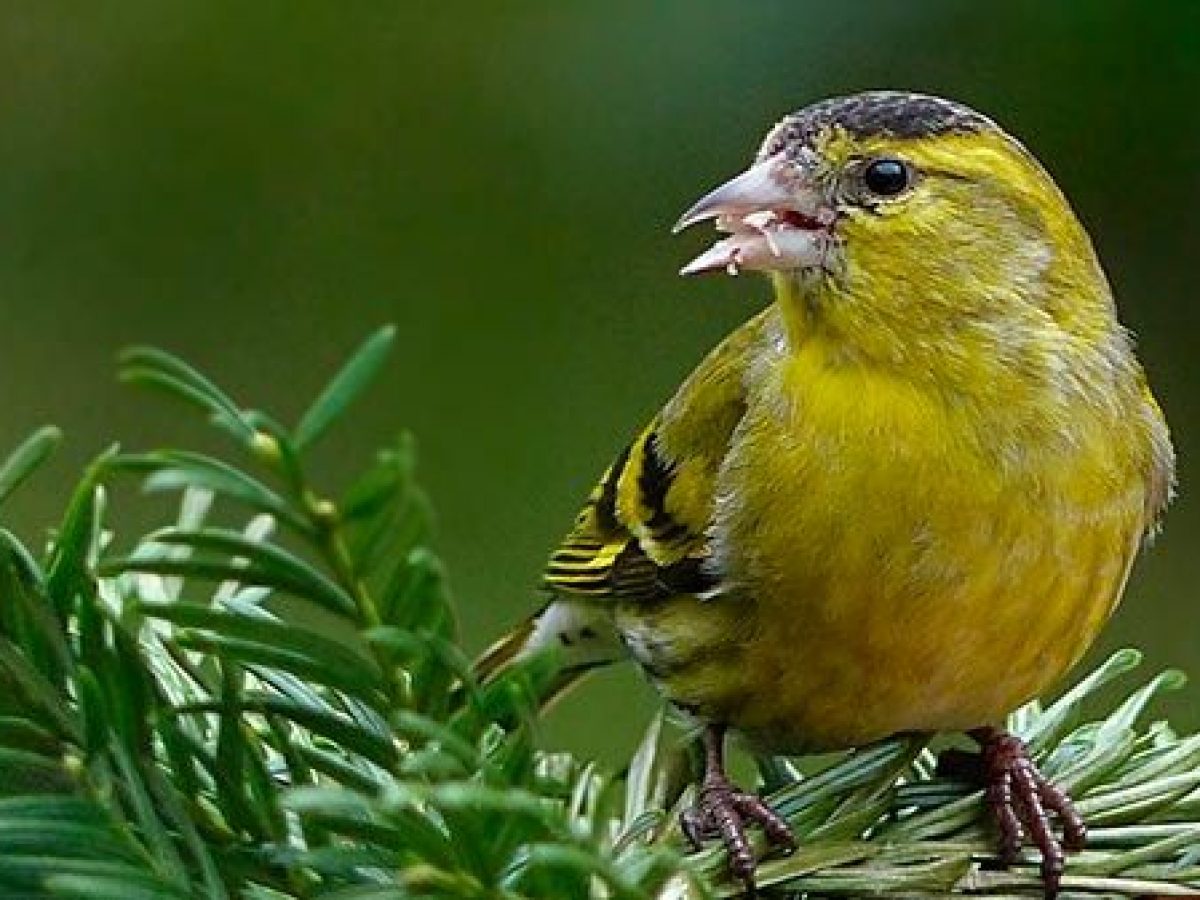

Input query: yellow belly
[619,353,1149,752]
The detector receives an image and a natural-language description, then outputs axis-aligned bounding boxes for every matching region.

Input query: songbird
[477,91,1174,896]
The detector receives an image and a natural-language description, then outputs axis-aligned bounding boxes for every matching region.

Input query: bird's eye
[862,158,911,197]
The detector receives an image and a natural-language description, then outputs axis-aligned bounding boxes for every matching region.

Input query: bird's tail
[472,599,622,710]
[472,616,538,684]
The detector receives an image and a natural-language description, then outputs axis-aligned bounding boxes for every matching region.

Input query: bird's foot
[679,774,795,887]
[973,727,1087,899]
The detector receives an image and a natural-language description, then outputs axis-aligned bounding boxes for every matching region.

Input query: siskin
[478,91,1175,896]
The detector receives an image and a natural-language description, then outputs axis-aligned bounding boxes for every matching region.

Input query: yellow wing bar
[544,426,714,601]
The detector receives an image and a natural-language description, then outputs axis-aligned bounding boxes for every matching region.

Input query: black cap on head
[760,91,996,158]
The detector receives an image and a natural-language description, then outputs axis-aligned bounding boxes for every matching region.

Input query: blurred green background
[0,3,1196,762]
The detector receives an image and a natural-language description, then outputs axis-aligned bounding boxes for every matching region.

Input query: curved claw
[973,728,1086,899]
[679,782,795,887]
[731,793,797,850]
[680,725,796,890]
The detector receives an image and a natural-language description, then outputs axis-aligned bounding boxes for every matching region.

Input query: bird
[476,91,1175,897]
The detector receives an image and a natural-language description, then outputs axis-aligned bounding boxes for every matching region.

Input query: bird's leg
[679,724,795,887]
[971,727,1087,899]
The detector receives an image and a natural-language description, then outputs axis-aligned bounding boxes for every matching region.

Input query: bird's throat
[770,272,821,351]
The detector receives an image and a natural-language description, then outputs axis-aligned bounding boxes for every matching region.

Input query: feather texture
[482,97,1174,757]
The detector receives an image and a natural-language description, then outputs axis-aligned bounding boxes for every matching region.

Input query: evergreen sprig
[0,328,1195,899]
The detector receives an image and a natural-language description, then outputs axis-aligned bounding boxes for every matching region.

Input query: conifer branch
[0,330,1194,898]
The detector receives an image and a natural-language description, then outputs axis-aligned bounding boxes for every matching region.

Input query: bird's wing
[544,309,772,602]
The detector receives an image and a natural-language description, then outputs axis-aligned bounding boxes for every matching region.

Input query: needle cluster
[0,330,1194,899]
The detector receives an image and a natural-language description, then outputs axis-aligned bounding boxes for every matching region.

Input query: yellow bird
[478,91,1174,895]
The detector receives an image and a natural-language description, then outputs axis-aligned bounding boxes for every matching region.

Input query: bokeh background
[0,3,1196,763]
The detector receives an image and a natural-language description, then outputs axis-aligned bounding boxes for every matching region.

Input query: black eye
[863,158,910,197]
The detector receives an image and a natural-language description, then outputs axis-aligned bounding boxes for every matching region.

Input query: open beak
[674,155,834,277]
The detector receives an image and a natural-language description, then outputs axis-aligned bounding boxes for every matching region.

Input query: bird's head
[676,92,1114,362]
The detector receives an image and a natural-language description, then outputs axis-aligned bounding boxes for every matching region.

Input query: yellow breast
[632,324,1161,752]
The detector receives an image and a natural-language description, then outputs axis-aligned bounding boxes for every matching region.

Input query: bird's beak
[674,155,834,277]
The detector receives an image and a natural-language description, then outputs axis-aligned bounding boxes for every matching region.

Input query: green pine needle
[0,330,1194,899]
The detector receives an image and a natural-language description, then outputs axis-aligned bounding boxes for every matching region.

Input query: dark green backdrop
[1,3,1196,761]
